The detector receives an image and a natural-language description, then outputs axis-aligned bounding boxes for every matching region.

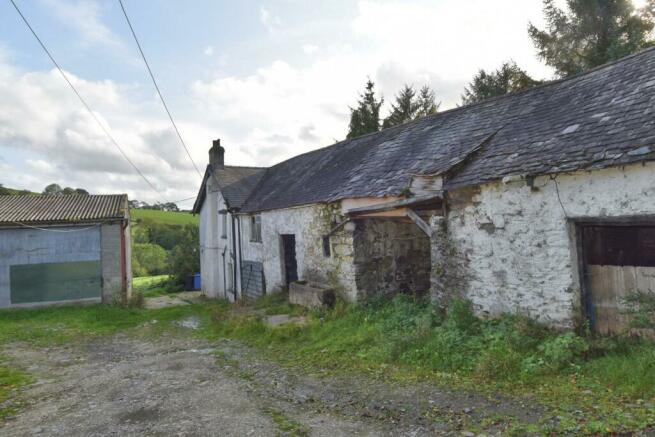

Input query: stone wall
[353,218,431,299]
[238,203,358,300]
[440,161,655,328]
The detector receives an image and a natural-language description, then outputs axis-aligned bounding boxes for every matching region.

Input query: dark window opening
[322,235,331,257]
[582,225,655,267]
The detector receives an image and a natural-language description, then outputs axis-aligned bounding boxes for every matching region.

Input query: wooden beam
[406,209,432,237]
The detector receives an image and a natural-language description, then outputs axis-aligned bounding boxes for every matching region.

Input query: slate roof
[192,165,265,212]
[0,194,128,226]
[238,47,655,213]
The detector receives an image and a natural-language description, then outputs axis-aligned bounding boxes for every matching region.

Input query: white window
[250,215,262,242]
[220,212,227,239]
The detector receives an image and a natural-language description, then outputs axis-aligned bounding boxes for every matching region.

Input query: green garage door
[10,261,102,304]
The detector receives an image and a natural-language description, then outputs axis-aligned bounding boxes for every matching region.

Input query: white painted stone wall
[446,161,655,328]
[238,203,358,300]
[198,178,237,300]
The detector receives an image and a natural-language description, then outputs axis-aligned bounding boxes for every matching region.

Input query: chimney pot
[209,138,225,169]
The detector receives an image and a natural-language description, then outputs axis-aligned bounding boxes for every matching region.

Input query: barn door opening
[281,234,298,286]
[579,223,655,335]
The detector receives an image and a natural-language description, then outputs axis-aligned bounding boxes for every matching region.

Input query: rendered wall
[199,178,236,300]
[100,223,127,303]
[442,161,655,328]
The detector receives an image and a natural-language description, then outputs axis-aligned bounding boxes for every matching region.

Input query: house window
[250,215,262,242]
[322,235,331,257]
[220,212,227,239]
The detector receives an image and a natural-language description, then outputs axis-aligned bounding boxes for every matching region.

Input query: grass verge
[207,294,655,434]
[133,275,174,298]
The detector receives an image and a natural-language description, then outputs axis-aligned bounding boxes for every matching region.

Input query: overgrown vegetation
[131,212,199,284]
[209,294,655,434]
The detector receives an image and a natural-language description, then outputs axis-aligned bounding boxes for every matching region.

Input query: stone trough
[289,281,336,309]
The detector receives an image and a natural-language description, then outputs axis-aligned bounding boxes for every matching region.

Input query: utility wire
[8,0,164,203]
[9,220,106,233]
[118,0,203,180]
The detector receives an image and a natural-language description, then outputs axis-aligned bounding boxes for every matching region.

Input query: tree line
[346,0,655,138]
[129,199,180,212]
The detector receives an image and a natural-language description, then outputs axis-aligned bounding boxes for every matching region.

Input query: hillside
[130,208,198,226]
[0,186,37,196]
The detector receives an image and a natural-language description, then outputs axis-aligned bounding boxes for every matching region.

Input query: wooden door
[581,225,655,335]
[281,234,298,286]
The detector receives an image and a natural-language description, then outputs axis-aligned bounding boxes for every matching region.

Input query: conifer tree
[347,79,383,139]
[528,0,655,77]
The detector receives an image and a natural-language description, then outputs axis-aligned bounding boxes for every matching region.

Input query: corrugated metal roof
[0,194,128,226]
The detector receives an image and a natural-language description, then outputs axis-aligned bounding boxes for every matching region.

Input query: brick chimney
[209,139,224,169]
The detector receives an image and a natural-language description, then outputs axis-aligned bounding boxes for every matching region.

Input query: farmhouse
[194,48,655,334]
[0,194,132,308]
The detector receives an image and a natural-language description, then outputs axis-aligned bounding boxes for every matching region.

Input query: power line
[9,220,106,233]
[118,0,203,180]
[8,0,164,203]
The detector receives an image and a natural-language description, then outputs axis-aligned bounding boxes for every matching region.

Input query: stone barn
[0,194,132,308]
[195,48,655,334]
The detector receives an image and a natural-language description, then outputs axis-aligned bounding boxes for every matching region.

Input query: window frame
[250,214,262,243]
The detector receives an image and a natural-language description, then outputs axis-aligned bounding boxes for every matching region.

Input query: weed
[264,408,308,436]
[0,357,33,420]
[208,293,655,433]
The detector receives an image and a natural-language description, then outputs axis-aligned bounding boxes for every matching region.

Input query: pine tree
[382,84,440,129]
[347,79,383,139]
[528,0,655,77]
[382,85,419,129]
[415,85,440,119]
[461,61,541,105]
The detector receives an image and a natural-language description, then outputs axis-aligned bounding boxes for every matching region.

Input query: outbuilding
[196,48,655,335]
[0,194,132,308]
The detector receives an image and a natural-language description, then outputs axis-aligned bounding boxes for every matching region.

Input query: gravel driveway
[1,321,544,436]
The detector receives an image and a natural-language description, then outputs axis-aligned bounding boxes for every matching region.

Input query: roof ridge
[223,165,267,170]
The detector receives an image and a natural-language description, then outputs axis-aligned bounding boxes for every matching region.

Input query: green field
[130,208,198,226]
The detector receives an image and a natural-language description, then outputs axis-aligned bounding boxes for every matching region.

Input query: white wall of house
[445,161,655,328]
[199,179,238,300]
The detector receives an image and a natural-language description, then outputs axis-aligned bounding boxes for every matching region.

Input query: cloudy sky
[0,0,574,207]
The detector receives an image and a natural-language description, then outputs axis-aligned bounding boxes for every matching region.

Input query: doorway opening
[281,234,298,286]
[578,221,655,335]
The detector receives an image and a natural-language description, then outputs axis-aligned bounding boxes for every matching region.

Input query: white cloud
[259,6,281,32]
[41,0,125,52]
[1,0,560,207]
[302,44,319,55]
[351,0,551,81]
[0,59,205,204]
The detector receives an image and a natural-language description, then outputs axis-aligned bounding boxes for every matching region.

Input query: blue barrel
[192,273,201,290]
